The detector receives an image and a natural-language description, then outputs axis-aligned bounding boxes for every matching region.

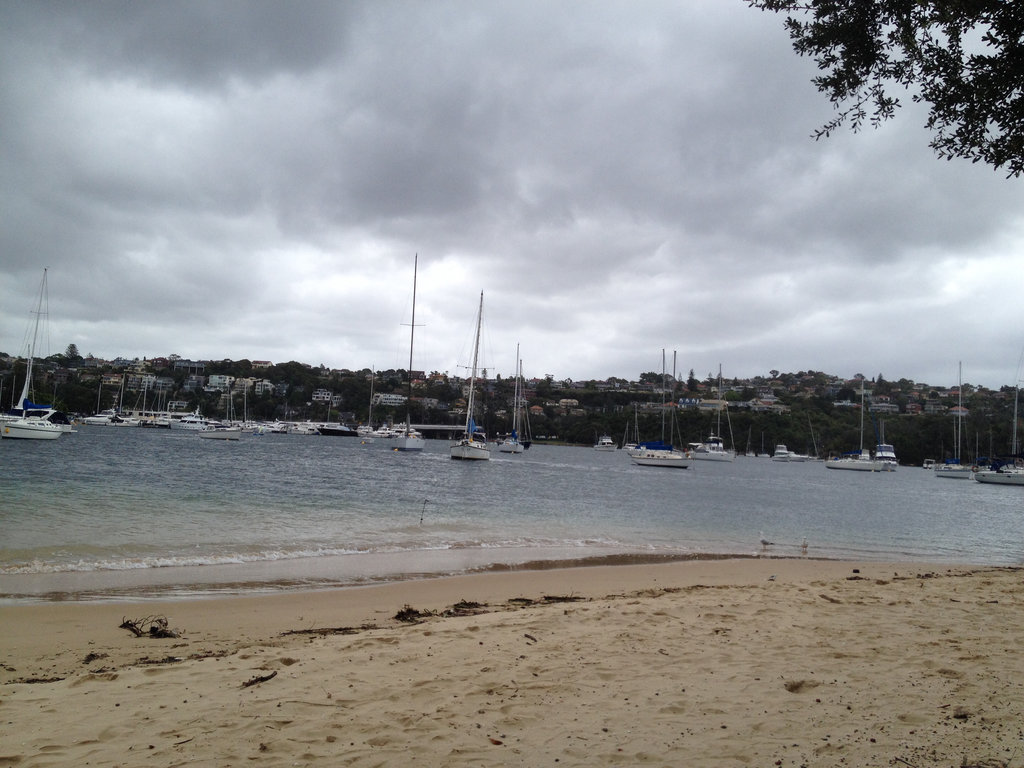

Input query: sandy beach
[2,558,1022,767]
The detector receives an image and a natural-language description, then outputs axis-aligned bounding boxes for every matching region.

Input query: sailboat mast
[512,343,520,436]
[465,292,484,436]
[950,362,958,462]
[406,254,418,434]
[18,268,48,409]
[660,349,667,442]
[716,363,723,435]
[859,379,865,453]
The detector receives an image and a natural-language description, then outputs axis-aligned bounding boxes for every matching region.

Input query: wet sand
[2,558,1022,766]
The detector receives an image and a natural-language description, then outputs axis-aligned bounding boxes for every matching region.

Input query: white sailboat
[496,345,526,454]
[825,380,884,471]
[1,269,66,441]
[629,350,691,469]
[974,378,1023,485]
[450,292,490,461]
[358,368,378,441]
[397,254,426,452]
[690,365,735,462]
[934,362,972,479]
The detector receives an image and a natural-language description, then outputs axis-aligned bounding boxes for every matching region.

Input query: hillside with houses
[2,348,1019,466]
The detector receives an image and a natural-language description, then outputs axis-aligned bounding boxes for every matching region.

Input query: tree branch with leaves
[749,1,1024,176]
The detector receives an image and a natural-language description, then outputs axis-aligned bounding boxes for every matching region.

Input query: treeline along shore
[3,348,1021,466]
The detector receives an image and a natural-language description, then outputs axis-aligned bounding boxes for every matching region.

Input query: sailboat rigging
[628,349,691,468]
[450,292,490,461]
[397,254,426,451]
[690,363,735,462]
[496,344,526,453]
[1,269,68,440]
[825,379,884,471]
[934,362,972,479]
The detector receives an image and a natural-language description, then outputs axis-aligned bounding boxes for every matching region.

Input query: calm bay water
[1,426,1021,603]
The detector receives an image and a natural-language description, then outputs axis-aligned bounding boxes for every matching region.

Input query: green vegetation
[749,1,1024,176]
[2,352,1019,465]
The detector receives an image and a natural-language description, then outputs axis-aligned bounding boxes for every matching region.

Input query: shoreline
[0,557,941,680]
[3,557,1021,766]
[0,546,990,606]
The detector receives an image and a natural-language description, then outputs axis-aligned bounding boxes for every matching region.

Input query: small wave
[0,536,656,575]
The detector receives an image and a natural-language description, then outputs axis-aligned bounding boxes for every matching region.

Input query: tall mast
[716,363,723,435]
[660,349,667,442]
[18,268,48,409]
[859,379,865,452]
[956,361,963,461]
[512,343,520,437]
[465,292,484,437]
[405,254,418,435]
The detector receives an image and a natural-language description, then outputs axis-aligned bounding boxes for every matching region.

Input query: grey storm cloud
[1,0,1021,389]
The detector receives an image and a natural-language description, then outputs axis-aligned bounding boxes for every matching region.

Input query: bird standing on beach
[759,532,774,552]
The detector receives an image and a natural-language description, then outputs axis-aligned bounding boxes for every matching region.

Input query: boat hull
[198,428,242,440]
[318,425,359,437]
[974,469,1024,486]
[825,457,885,471]
[629,449,691,468]
[933,466,973,480]
[496,441,524,454]
[691,449,734,462]
[1,419,63,440]
[396,434,426,452]
[450,439,490,460]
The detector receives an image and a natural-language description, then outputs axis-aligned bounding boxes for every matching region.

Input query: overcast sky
[2,1,1021,391]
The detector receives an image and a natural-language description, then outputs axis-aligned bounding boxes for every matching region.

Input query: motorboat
[690,433,734,462]
[169,409,215,431]
[874,442,898,471]
[318,423,359,437]
[198,425,242,440]
[594,434,616,451]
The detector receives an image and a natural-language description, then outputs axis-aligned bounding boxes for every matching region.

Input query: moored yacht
[690,433,734,462]
[874,442,898,471]
[629,440,693,468]
[450,292,490,461]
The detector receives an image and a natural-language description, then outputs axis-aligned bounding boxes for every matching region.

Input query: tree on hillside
[749,1,1024,176]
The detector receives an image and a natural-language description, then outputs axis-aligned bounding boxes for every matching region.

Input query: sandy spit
[1,558,1022,767]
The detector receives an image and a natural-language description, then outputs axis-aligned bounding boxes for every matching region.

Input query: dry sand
[1,558,1022,767]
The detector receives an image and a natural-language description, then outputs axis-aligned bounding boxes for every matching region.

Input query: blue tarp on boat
[636,441,674,451]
